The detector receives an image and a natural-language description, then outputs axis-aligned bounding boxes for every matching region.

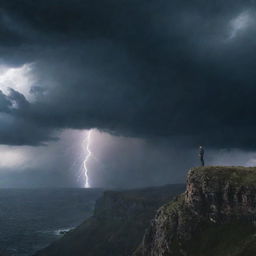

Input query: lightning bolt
[83,130,93,188]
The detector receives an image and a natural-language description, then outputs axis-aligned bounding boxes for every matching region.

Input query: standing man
[199,146,205,166]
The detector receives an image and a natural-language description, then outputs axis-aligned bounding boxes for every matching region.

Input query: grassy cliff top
[189,166,256,186]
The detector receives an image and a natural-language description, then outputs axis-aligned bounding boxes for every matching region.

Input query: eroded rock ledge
[134,166,256,256]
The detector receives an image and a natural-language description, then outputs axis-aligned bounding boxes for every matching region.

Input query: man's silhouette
[199,146,205,166]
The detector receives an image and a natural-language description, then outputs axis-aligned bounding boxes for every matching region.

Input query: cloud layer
[0,0,256,149]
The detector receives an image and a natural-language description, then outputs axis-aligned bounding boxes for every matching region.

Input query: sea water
[0,188,102,256]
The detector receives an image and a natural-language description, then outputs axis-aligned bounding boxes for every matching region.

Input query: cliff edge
[34,184,184,256]
[134,166,256,256]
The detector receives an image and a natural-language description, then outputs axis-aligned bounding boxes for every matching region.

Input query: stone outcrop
[34,184,184,256]
[134,166,256,256]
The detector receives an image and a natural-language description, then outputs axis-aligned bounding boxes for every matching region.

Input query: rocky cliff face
[34,184,184,256]
[134,166,256,256]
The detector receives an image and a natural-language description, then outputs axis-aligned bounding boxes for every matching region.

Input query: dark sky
[0,0,256,188]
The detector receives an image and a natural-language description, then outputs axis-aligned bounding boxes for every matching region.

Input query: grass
[183,221,256,256]
[189,166,256,186]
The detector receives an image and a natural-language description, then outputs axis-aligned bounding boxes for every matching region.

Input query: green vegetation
[183,221,256,256]
[190,166,256,186]
[34,184,185,256]
[165,194,185,211]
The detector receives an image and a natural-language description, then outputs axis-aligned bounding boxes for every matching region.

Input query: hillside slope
[34,184,185,256]
[134,166,256,256]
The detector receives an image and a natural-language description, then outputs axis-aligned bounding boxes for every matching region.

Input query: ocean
[0,188,102,256]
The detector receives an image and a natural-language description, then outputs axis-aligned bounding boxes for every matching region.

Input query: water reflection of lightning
[83,130,93,188]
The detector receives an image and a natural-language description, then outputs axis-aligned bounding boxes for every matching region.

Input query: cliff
[134,166,256,256]
[34,184,185,256]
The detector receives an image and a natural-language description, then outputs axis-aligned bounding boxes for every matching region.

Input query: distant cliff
[34,184,185,256]
[134,166,256,256]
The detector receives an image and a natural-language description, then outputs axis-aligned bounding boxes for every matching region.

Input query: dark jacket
[199,148,204,157]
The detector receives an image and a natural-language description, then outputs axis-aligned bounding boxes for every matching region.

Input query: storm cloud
[0,0,255,149]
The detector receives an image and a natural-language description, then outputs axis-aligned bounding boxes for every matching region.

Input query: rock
[34,184,185,256]
[134,166,256,256]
